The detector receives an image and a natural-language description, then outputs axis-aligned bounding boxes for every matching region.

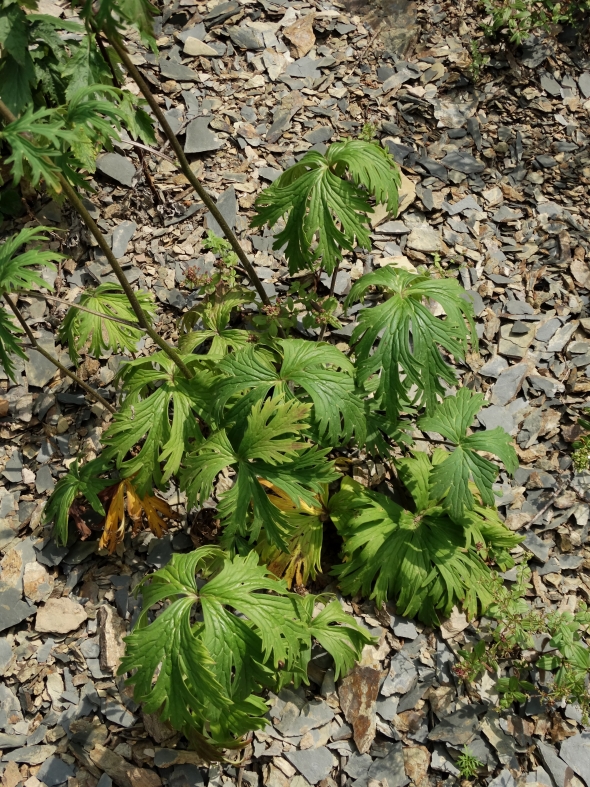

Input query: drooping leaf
[345,267,477,421]
[330,468,520,625]
[99,478,180,553]
[59,283,154,363]
[0,306,26,382]
[43,457,115,546]
[251,140,401,275]
[418,388,518,518]
[0,227,61,295]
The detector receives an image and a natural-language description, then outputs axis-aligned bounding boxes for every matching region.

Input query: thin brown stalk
[105,35,282,325]
[4,295,116,414]
[0,98,193,380]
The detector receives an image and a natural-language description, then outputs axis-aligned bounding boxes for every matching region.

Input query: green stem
[0,98,193,380]
[4,295,116,414]
[105,35,282,326]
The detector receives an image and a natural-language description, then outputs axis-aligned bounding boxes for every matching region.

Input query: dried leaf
[100,482,126,553]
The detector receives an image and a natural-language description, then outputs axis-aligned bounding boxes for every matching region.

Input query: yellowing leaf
[99,482,126,553]
[99,479,180,553]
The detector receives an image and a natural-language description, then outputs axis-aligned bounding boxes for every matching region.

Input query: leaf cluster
[330,447,521,625]
[119,547,374,753]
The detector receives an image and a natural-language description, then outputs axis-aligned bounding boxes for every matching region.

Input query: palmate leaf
[119,548,371,752]
[216,339,366,446]
[0,227,61,295]
[251,140,400,275]
[0,4,36,112]
[330,474,519,625]
[418,388,518,518]
[102,353,214,496]
[181,396,339,550]
[0,306,26,382]
[59,283,154,363]
[345,268,477,421]
[43,457,115,546]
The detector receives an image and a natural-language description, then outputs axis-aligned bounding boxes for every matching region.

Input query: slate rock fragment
[0,587,37,633]
[96,154,136,187]
[35,597,87,634]
[184,117,222,155]
[338,664,380,754]
[286,747,336,785]
[36,756,76,786]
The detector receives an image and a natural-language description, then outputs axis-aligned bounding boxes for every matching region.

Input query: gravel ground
[1,0,590,785]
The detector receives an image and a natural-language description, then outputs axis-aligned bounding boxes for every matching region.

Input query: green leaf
[59,283,154,363]
[0,53,35,114]
[120,548,369,749]
[418,388,518,518]
[0,5,29,64]
[303,598,376,680]
[0,306,26,382]
[216,339,366,446]
[0,227,61,296]
[251,140,400,275]
[44,457,114,546]
[61,35,114,100]
[181,396,339,550]
[330,465,520,625]
[102,353,210,496]
[345,267,477,421]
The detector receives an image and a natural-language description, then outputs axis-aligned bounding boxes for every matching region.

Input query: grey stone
[36,756,76,786]
[428,705,483,746]
[558,555,584,570]
[258,167,282,183]
[0,587,36,633]
[111,221,137,258]
[205,187,237,236]
[343,752,372,779]
[0,733,25,748]
[441,151,485,174]
[521,35,553,68]
[25,349,56,388]
[537,155,557,168]
[177,23,206,43]
[431,744,460,776]
[101,698,136,728]
[461,289,485,317]
[392,617,419,639]
[536,318,561,342]
[490,362,529,406]
[184,38,219,57]
[559,732,590,785]
[227,26,264,50]
[184,117,222,154]
[286,747,336,784]
[286,56,321,79]
[96,153,136,187]
[443,195,480,215]
[489,770,516,787]
[547,321,578,352]
[540,73,561,96]
[276,699,334,737]
[480,355,509,378]
[27,724,47,745]
[159,58,198,81]
[0,637,12,674]
[406,226,441,252]
[2,744,56,764]
[97,776,113,787]
[381,651,417,696]
[376,694,399,721]
[579,73,590,99]
[477,405,515,433]
[304,126,333,145]
[537,740,570,787]
[3,451,23,483]
[35,465,55,494]
[523,532,552,563]
[368,742,409,787]
[493,206,523,222]
[377,221,408,235]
